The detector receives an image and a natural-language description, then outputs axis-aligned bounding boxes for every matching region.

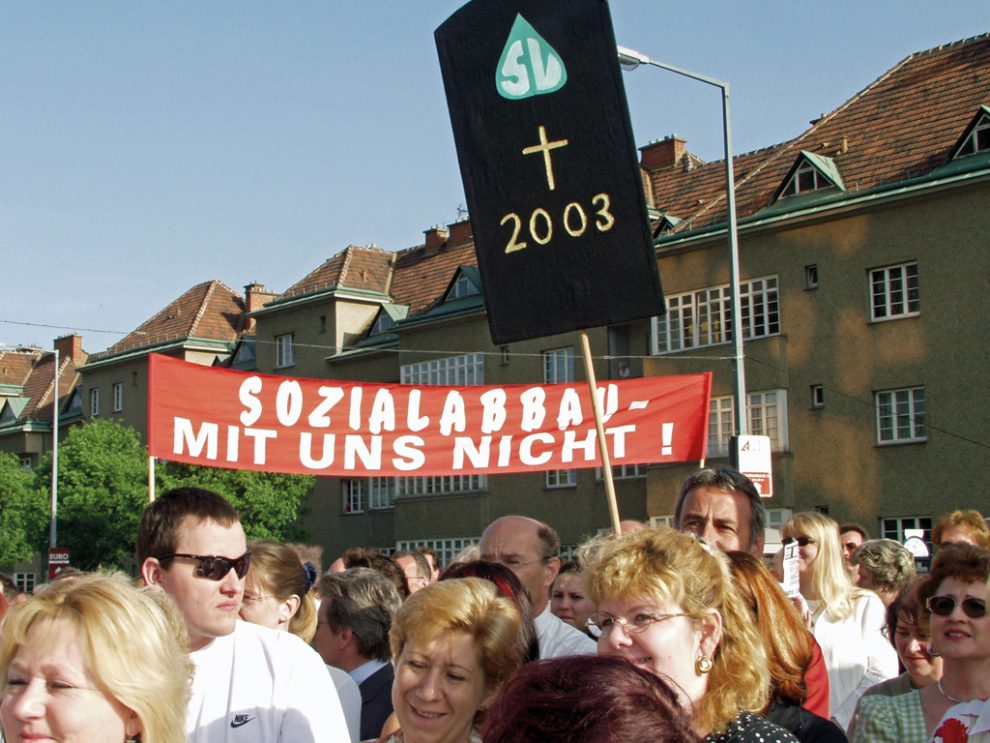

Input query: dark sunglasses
[926,595,987,619]
[782,536,816,547]
[157,551,251,581]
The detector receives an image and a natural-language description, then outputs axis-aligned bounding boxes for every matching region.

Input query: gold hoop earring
[696,655,713,674]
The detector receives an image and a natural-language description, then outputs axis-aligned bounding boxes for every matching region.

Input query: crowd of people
[0,473,987,743]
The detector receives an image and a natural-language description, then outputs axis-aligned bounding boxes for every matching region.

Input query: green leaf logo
[496,14,567,100]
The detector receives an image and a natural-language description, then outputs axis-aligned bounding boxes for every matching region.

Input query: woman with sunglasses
[850,543,990,741]
[781,512,898,729]
[581,527,798,742]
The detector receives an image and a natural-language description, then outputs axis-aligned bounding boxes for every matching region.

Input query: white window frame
[653,275,779,355]
[369,477,397,510]
[875,387,926,444]
[955,112,990,158]
[870,263,919,321]
[90,388,100,417]
[595,463,644,480]
[112,382,123,412]
[882,516,933,554]
[275,333,295,368]
[398,475,486,498]
[13,573,35,594]
[545,469,577,489]
[401,353,484,386]
[782,160,834,196]
[708,389,788,458]
[810,385,825,410]
[342,479,364,514]
[543,346,575,384]
[446,273,479,301]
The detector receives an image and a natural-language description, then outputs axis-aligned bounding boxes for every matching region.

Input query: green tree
[37,419,150,571]
[159,463,313,542]
[0,452,48,568]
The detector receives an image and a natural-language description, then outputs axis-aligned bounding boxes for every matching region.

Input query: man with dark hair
[480,515,595,658]
[674,467,767,556]
[316,567,403,742]
[839,523,869,567]
[138,487,347,742]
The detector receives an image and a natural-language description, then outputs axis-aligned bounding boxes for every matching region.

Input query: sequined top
[705,710,801,743]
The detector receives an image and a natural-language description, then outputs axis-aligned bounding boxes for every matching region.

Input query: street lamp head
[616,45,650,70]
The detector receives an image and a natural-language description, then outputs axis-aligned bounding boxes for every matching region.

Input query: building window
[371,312,396,336]
[19,456,33,469]
[876,387,926,444]
[319,315,327,334]
[805,264,819,289]
[708,390,788,458]
[401,353,484,386]
[369,477,397,510]
[395,538,480,569]
[543,346,575,384]
[447,273,480,300]
[955,112,990,157]
[546,469,577,489]
[596,463,644,480]
[342,479,364,514]
[653,276,779,355]
[398,475,486,498]
[810,385,825,409]
[13,573,35,594]
[90,388,100,417]
[112,383,123,412]
[765,508,794,530]
[870,263,919,321]
[275,334,294,368]
[882,516,933,554]
[782,160,834,196]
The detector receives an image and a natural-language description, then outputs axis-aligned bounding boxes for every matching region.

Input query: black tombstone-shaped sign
[436,0,664,344]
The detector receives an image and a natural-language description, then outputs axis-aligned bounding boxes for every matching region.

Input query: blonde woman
[781,512,898,729]
[383,577,527,743]
[0,571,190,743]
[581,527,797,742]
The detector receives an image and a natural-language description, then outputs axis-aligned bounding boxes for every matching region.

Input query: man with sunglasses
[138,487,348,742]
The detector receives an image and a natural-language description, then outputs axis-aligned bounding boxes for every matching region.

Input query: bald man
[479,515,595,659]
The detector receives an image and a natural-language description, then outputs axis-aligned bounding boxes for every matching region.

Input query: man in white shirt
[480,515,595,658]
[138,487,349,742]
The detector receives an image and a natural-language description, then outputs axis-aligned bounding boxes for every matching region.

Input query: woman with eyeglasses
[780,512,898,729]
[238,539,362,743]
[849,543,990,741]
[580,526,798,742]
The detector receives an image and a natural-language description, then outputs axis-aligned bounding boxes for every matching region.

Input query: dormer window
[777,151,845,200]
[371,313,396,335]
[446,272,479,301]
[782,160,832,196]
[655,213,682,236]
[954,110,990,158]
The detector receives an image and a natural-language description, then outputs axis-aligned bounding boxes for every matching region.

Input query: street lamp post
[617,46,748,438]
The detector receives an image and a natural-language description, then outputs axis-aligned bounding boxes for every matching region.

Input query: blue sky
[2,1,986,353]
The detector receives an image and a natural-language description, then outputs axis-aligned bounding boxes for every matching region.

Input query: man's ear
[544,556,561,589]
[750,532,766,559]
[141,557,164,587]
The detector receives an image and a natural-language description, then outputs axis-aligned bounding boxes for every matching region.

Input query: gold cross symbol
[522,125,569,191]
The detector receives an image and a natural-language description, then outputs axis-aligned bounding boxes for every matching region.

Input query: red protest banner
[148,354,711,477]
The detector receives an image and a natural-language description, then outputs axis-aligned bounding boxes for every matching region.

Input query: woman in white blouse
[781,512,898,729]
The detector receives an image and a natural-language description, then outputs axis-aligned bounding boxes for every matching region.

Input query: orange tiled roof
[281,246,394,299]
[0,345,87,423]
[648,34,990,233]
[0,350,42,387]
[101,280,246,356]
[390,241,479,315]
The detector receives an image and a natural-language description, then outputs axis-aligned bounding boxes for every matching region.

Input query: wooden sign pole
[580,332,621,537]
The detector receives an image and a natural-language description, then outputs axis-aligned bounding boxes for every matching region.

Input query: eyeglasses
[926,595,987,619]
[586,611,689,639]
[156,551,251,580]
[242,593,275,603]
[782,536,816,547]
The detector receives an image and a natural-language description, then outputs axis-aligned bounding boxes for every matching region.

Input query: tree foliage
[0,452,48,568]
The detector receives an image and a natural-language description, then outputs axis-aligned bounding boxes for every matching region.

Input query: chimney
[446,219,473,245]
[640,135,686,171]
[423,225,449,255]
[53,334,84,364]
[243,282,279,331]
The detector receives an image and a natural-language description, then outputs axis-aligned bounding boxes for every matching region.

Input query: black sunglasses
[782,536,816,547]
[926,595,987,619]
[157,551,251,581]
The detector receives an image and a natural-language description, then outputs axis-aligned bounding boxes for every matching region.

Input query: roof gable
[774,151,846,201]
[280,245,394,301]
[952,104,990,158]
